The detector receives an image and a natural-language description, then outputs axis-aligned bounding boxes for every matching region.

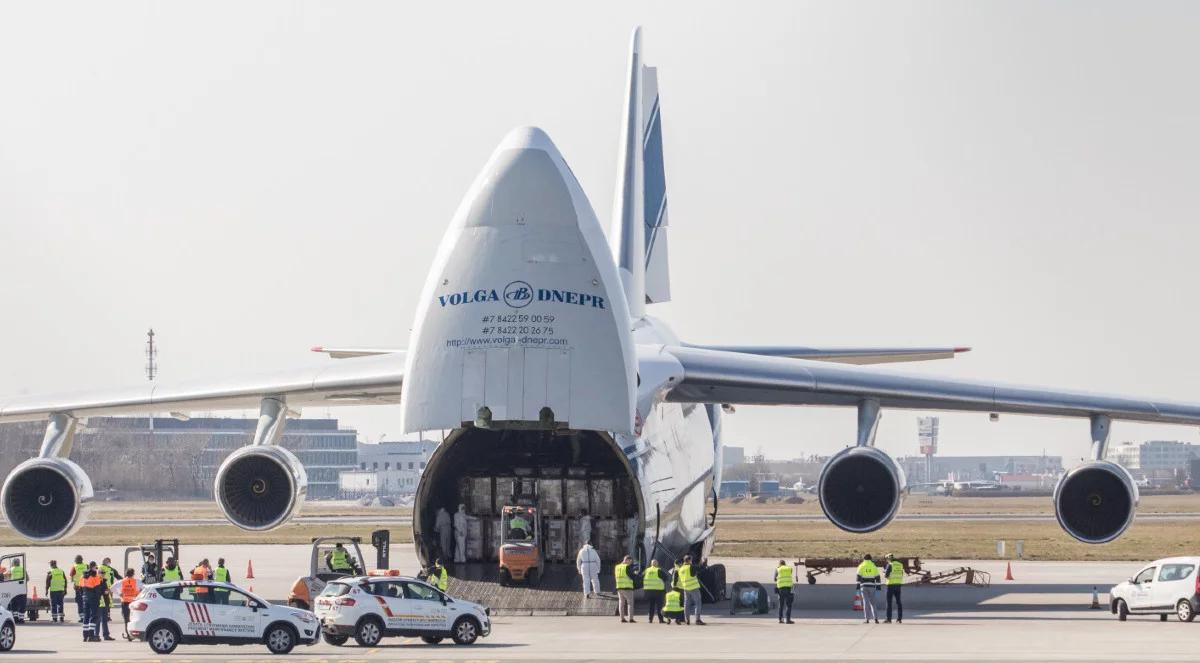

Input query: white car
[1110,557,1200,622]
[0,606,14,651]
[128,581,319,654]
[313,573,490,647]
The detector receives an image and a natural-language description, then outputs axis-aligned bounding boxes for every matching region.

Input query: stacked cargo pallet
[455,468,633,564]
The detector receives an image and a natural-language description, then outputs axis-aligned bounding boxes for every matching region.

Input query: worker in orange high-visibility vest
[191,559,213,602]
[117,568,141,639]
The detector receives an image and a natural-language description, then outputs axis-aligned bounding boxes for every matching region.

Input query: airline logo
[438,282,606,310]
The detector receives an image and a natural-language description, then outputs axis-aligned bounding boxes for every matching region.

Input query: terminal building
[1107,440,1200,473]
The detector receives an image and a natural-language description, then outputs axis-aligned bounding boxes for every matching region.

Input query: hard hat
[886,553,895,560]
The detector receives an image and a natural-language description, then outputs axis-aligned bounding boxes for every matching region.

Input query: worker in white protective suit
[576,541,602,598]
[453,504,468,563]
[434,507,453,561]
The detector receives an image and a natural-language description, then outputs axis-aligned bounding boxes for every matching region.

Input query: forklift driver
[508,509,533,540]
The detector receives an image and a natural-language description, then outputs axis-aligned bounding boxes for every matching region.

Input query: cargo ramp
[447,564,617,616]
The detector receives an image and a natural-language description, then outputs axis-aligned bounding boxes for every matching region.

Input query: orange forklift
[498,504,542,586]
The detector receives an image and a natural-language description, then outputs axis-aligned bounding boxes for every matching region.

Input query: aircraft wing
[0,353,404,423]
[682,344,971,365]
[663,345,1200,425]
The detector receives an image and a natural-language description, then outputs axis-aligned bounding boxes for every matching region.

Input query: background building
[897,454,1063,484]
[339,439,439,498]
[0,416,359,499]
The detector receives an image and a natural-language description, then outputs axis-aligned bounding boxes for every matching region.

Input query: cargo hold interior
[414,427,642,576]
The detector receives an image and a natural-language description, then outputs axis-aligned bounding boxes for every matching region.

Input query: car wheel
[265,624,296,655]
[420,635,443,644]
[354,617,383,647]
[0,621,14,651]
[1177,599,1196,623]
[148,623,180,654]
[322,632,349,646]
[1116,599,1129,622]
[451,616,479,645]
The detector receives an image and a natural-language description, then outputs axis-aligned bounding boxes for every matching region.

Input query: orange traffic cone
[246,560,255,579]
[852,591,863,611]
[29,584,38,601]
[1004,562,1014,581]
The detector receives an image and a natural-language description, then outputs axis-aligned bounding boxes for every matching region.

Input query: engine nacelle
[215,445,307,531]
[1,457,93,541]
[1053,460,1138,544]
[818,446,906,533]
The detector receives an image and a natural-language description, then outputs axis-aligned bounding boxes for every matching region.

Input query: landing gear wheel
[265,624,296,655]
[354,618,383,647]
[0,621,14,651]
[420,636,443,644]
[451,617,480,645]
[147,623,180,654]
[1116,599,1129,622]
[322,632,349,646]
[1177,599,1195,622]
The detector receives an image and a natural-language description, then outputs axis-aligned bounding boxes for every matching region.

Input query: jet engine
[1053,461,1138,544]
[214,445,307,531]
[1,457,94,541]
[818,446,906,533]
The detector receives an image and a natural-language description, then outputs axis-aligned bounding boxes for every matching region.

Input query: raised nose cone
[497,125,559,154]
[465,126,577,229]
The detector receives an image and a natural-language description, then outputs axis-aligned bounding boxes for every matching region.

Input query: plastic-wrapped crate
[565,479,589,516]
[590,479,614,517]
[464,515,484,561]
[538,479,564,516]
[544,518,567,562]
[487,517,503,561]
[540,466,563,478]
[457,477,473,512]
[516,477,538,498]
[468,476,493,515]
[567,516,591,555]
[595,518,624,561]
[567,466,588,478]
[494,477,515,513]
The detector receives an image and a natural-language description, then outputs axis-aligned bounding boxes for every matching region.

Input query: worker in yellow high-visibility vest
[774,560,795,624]
[677,554,705,625]
[615,555,637,623]
[884,553,904,623]
[642,559,666,623]
[855,554,881,624]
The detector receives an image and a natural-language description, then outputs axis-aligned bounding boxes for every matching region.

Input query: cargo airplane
[1,30,1196,574]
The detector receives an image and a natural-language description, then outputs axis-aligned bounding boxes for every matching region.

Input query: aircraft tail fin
[612,27,672,319]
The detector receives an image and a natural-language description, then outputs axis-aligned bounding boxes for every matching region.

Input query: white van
[1109,557,1200,622]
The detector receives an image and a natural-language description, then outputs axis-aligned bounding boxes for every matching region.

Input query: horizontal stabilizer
[311,346,403,359]
[683,344,971,365]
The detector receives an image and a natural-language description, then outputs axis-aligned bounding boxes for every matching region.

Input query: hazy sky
[3,2,1199,465]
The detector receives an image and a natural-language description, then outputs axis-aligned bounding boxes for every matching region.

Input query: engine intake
[215,445,307,531]
[818,446,906,533]
[1054,461,1137,544]
[1,457,93,541]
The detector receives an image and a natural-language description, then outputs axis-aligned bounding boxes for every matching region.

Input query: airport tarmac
[5,545,1184,660]
[5,607,1198,662]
